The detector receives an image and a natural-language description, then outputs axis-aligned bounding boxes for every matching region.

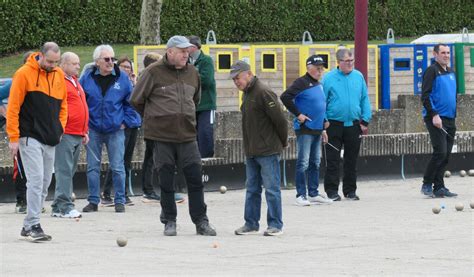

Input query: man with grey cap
[131,35,216,236]
[231,60,288,236]
[281,55,332,207]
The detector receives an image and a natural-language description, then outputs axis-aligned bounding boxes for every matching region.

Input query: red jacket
[64,75,89,136]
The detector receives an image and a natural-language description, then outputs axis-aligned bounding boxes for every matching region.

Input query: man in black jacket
[230,60,288,237]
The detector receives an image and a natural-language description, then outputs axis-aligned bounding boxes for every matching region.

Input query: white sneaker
[295,196,311,206]
[308,195,333,205]
[62,209,82,218]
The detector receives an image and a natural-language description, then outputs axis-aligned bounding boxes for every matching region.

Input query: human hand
[82,134,89,145]
[9,142,19,158]
[297,114,311,124]
[360,124,368,135]
[432,115,442,129]
[322,131,328,144]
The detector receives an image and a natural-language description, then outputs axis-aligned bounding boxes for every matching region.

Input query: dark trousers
[196,110,214,158]
[154,141,207,225]
[103,128,138,197]
[141,138,159,195]
[15,153,27,205]
[324,122,362,197]
[423,117,456,190]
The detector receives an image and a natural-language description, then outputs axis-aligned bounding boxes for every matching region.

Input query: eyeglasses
[340,59,354,63]
[102,57,117,63]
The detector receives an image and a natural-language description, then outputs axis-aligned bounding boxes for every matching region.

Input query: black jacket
[241,77,288,157]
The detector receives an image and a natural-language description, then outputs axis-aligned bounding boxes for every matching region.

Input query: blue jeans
[295,134,322,198]
[244,154,283,230]
[86,129,125,205]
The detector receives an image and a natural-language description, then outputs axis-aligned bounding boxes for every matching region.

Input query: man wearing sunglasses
[80,44,136,213]
[322,48,372,201]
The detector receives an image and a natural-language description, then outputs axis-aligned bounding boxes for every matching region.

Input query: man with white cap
[131,35,216,236]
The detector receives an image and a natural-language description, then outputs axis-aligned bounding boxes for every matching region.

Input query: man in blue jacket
[80,44,135,213]
[420,44,457,198]
[322,48,372,201]
[281,55,333,206]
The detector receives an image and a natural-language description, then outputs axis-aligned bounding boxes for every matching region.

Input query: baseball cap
[166,35,193,49]
[188,35,202,49]
[306,55,325,66]
[229,60,251,79]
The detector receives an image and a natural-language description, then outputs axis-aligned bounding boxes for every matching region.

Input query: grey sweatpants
[19,137,55,230]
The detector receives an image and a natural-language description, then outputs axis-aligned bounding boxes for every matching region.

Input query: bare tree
[140,0,162,45]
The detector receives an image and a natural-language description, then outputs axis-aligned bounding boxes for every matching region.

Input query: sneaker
[263,227,283,236]
[142,192,161,203]
[82,203,98,212]
[62,209,82,218]
[164,221,177,236]
[234,225,259,235]
[101,195,114,207]
[20,224,52,242]
[115,203,125,213]
[308,195,333,205]
[328,194,342,201]
[15,203,27,214]
[433,187,457,198]
[421,184,433,196]
[51,211,62,218]
[295,195,311,206]
[196,221,217,236]
[345,192,360,201]
[175,193,185,203]
[125,196,134,206]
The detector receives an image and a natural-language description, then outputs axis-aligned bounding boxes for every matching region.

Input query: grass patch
[0,44,135,78]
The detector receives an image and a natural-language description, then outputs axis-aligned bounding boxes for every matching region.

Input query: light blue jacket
[322,68,372,126]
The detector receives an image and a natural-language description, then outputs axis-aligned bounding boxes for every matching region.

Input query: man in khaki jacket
[131,35,216,237]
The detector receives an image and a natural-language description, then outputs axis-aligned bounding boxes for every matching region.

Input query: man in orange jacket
[51,52,89,219]
[6,42,67,242]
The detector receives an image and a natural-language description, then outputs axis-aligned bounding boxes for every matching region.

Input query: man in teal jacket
[188,36,217,158]
[322,48,372,201]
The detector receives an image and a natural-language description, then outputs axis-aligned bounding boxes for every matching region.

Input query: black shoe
[115,203,125,213]
[20,224,52,242]
[196,221,217,236]
[433,187,457,198]
[164,221,177,236]
[82,203,98,212]
[125,196,134,206]
[101,194,114,207]
[142,192,161,203]
[328,194,341,201]
[345,192,360,201]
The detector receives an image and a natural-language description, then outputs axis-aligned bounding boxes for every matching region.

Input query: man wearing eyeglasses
[322,48,372,201]
[80,44,136,213]
[281,55,333,207]
[131,36,216,237]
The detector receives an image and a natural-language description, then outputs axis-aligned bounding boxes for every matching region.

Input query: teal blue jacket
[322,68,372,126]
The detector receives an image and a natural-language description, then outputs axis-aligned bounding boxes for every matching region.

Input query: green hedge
[0,0,471,55]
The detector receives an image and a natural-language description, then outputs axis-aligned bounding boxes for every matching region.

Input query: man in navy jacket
[420,44,457,198]
[281,55,333,206]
